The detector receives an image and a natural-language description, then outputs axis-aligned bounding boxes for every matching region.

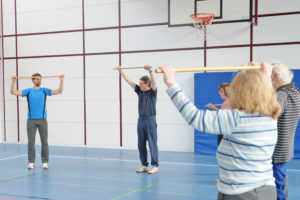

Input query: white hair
[272,62,293,83]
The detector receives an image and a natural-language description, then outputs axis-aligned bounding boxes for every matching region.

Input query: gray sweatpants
[218,185,276,200]
[27,119,49,163]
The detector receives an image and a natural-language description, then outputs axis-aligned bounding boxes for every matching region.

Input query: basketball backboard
[169,0,253,27]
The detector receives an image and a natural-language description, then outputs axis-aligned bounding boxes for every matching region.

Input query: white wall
[0,58,2,143]
[0,19,3,143]
[1,0,300,152]
[0,0,4,143]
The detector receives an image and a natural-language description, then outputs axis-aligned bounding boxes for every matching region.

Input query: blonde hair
[219,83,231,97]
[230,69,281,119]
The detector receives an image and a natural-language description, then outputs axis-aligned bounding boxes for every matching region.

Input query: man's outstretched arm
[118,67,136,89]
[11,76,22,96]
[52,75,64,95]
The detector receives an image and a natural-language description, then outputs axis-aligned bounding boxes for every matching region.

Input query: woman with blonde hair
[160,65,280,200]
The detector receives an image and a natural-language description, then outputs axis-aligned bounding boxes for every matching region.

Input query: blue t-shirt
[135,85,157,117]
[22,88,52,119]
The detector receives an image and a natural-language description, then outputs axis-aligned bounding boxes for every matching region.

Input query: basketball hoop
[190,13,215,41]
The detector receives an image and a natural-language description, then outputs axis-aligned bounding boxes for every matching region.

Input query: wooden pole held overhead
[155,65,261,73]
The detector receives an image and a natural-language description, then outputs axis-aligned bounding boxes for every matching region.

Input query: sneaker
[42,163,48,169]
[27,163,35,169]
[136,165,150,173]
[147,166,158,174]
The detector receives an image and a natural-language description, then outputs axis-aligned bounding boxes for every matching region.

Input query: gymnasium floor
[0,144,299,200]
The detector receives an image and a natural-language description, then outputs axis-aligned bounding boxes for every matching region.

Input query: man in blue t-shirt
[118,65,159,174]
[11,73,64,169]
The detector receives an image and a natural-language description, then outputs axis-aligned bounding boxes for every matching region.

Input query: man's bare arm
[118,67,136,89]
[11,76,22,96]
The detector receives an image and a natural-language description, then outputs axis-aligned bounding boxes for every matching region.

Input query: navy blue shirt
[22,87,52,119]
[135,85,157,117]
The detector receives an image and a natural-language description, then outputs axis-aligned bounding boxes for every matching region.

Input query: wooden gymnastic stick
[155,65,261,73]
[205,103,222,108]
[112,66,152,70]
[15,76,61,79]
[211,104,222,107]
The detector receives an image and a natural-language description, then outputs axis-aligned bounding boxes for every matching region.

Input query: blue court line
[111,182,158,200]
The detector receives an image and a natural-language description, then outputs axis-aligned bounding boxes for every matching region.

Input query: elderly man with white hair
[268,62,300,200]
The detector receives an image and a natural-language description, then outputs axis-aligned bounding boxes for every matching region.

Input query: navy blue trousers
[137,116,158,167]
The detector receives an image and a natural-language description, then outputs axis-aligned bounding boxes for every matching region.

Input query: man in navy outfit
[118,65,159,174]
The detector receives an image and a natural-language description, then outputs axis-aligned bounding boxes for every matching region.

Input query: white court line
[287,169,300,172]
[0,155,26,161]
[102,158,300,171]
[102,158,218,167]
[1,155,299,172]
[52,155,99,160]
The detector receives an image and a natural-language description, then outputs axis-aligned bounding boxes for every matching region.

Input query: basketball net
[190,13,215,42]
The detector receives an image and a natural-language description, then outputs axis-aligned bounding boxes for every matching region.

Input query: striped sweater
[167,84,277,195]
[273,82,300,163]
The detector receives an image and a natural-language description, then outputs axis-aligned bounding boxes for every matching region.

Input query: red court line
[1,0,6,142]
